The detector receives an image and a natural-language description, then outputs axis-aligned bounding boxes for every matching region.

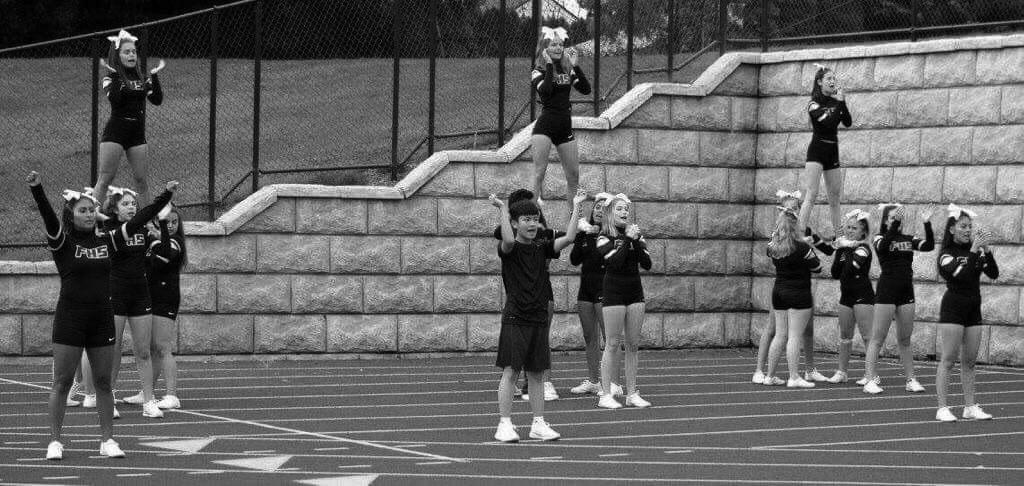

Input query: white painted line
[598,453,630,457]
[396,444,427,448]
[43,476,80,480]
[242,449,277,454]
[337,464,372,469]
[665,450,692,454]
[3,441,37,445]
[16,458,46,462]
[752,446,1024,456]
[530,456,563,460]
[116,473,153,477]
[172,408,465,463]
[414,461,452,465]
[188,471,226,475]
[365,472,996,485]
[314,447,351,451]
[764,430,1024,450]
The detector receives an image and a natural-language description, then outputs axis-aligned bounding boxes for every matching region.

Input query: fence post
[667,0,675,81]
[208,8,219,221]
[428,0,438,155]
[90,36,100,185]
[760,0,769,52]
[626,0,633,90]
[718,0,727,55]
[911,0,920,41]
[531,0,540,121]
[252,0,262,193]
[593,0,601,116]
[497,0,507,146]
[391,0,401,180]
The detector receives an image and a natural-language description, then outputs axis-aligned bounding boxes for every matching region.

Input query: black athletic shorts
[577,274,604,304]
[772,285,813,310]
[52,302,116,348]
[101,117,147,149]
[149,281,180,320]
[839,284,875,308]
[939,292,983,327]
[111,276,152,317]
[807,138,839,171]
[496,323,551,372]
[602,276,644,307]
[875,277,915,306]
[532,113,575,146]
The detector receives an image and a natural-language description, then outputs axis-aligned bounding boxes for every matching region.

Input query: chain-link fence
[2,0,1022,257]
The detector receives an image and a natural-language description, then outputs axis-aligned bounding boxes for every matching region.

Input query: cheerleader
[26,171,176,460]
[763,207,823,388]
[93,29,166,204]
[569,193,609,396]
[935,204,998,421]
[596,194,652,408]
[827,209,875,383]
[530,26,591,212]
[863,204,934,394]
[798,64,851,237]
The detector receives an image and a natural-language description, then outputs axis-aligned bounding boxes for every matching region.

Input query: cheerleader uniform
[873,220,934,306]
[101,70,163,148]
[832,242,876,307]
[770,241,822,310]
[105,214,154,318]
[146,220,184,321]
[570,230,605,303]
[531,62,591,146]
[806,96,851,170]
[597,230,651,307]
[938,243,998,326]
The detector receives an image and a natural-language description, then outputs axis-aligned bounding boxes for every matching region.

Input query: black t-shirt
[499,239,558,326]
[770,241,819,290]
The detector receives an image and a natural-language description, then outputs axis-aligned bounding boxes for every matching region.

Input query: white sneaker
[752,371,766,384]
[905,378,925,393]
[805,369,829,382]
[762,376,785,386]
[66,383,81,407]
[597,394,623,409]
[529,420,561,441]
[625,392,651,408]
[611,382,624,397]
[513,386,522,396]
[113,390,124,404]
[827,371,848,384]
[142,400,164,418]
[787,377,815,388]
[99,439,125,458]
[156,395,181,410]
[863,377,883,394]
[963,405,993,420]
[112,406,120,419]
[46,441,63,460]
[855,376,869,386]
[570,379,601,395]
[82,394,97,408]
[494,421,519,443]
[122,391,145,405]
[543,382,559,401]
[936,406,957,422]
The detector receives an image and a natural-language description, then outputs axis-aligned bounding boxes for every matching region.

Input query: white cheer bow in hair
[877,202,902,211]
[612,193,631,205]
[775,189,802,200]
[812,62,828,71]
[62,189,99,205]
[107,29,138,49]
[541,26,569,42]
[947,203,977,220]
[845,209,870,221]
[592,192,614,204]
[107,186,138,198]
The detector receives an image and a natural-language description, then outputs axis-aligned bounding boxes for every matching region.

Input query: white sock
[499,417,512,426]
[533,416,545,424]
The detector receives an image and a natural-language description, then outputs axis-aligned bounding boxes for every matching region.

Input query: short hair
[509,189,534,205]
[509,200,540,220]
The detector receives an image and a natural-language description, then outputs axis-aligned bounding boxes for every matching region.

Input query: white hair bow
[775,189,802,200]
[812,62,828,71]
[107,29,138,50]
[107,186,138,198]
[613,193,631,205]
[62,189,99,205]
[877,202,902,211]
[541,26,569,42]
[947,203,977,220]
[845,209,870,221]
[592,192,614,205]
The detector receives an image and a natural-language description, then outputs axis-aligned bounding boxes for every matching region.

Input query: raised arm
[146,73,163,106]
[913,221,935,252]
[124,182,176,235]
[532,63,555,96]
[804,245,822,274]
[489,194,515,254]
[103,72,125,105]
[26,172,64,247]
[554,189,587,252]
[572,66,591,95]
[838,101,852,127]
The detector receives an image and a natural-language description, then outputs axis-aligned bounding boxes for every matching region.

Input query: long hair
[60,197,97,234]
[767,210,801,259]
[810,65,831,105]
[600,196,629,239]
[166,203,189,267]
[103,191,136,222]
[940,214,970,250]
[106,36,143,81]
[534,35,573,73]
[878,204,901,235]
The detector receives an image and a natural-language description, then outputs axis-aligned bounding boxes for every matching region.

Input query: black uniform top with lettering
[808,97,851,143]
[598,232,652,279]
[104,213,154,281]
[104,71,163,121]
[872,220,934,280]
[499,239,559,327]
[770,241,822,290]
[146,220,185,297]
[570,231,605,276]
[532,63,591,116]
[938,242,999,297]
[831,243,874,292]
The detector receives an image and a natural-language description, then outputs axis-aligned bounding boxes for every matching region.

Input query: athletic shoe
[625,392,651,408]
[936,407,957,422]
[529,420,560,441]
[905,378,925,393]
[863,377,883,394]
[156,395,181,410]
[827,370,848,384]
[66,394,81,407]
[611,382,624,397]
[752,371,766,384]
[113,390,124,404]
[82,394,97,408]
[855,376,869,386]
[122,391,145,405]
[804,369,829,382]
[597,394,623,409]
[142,400,164,418]
[113,406,120,419]
[66,382,82,407]
[570,379,601,395]
[786,377,815,388]
[762,376,785,386]
[543,382,559,401]
[513,386,522,396]
[99,439,125,458]
[963,405,993,420]
[46,441,63,460]
[494,421,519,443]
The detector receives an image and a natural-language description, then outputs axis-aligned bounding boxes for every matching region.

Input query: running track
[1,349,1023,485]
